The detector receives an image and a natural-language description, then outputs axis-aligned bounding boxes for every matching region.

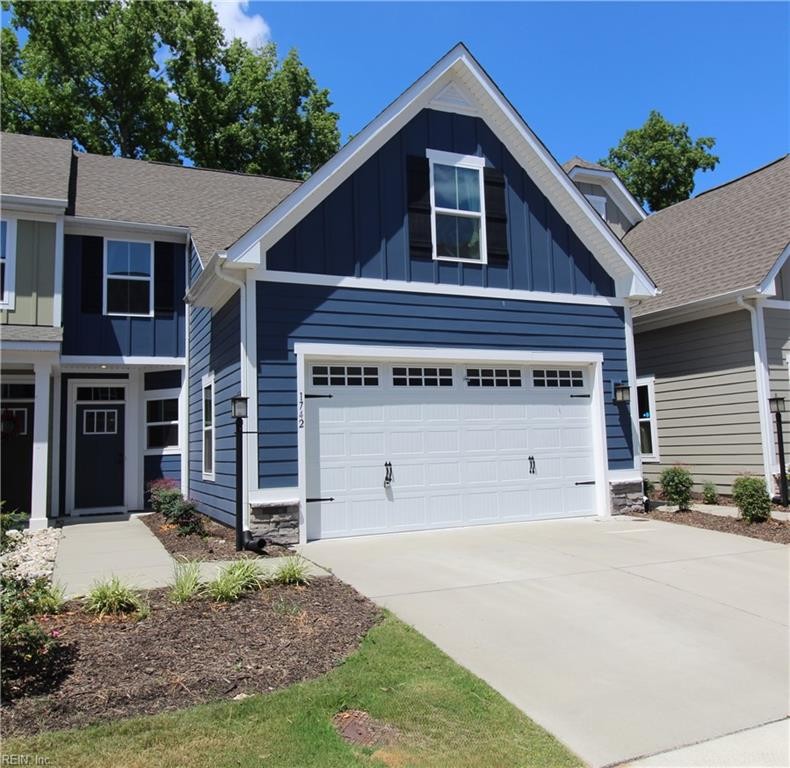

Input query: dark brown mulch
[1,578,379,737]
[140,511,293,560]
[332,709,399,748]
[637,508,790,544]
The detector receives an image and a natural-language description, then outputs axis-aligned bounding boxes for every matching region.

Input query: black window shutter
[406,155,433,260]
[484,167,509,266]
[154,242,175,314]
[80,236,103,314]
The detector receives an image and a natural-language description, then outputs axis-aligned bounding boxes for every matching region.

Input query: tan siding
[636,310,763,494]
[764,307,789,471]
[773,260,790,299]
[0,220,56,327]
[574,181,631,238]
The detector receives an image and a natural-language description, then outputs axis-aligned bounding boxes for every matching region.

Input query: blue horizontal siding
[256,281,633,489]
[62,235,186,357]
[267,108,614,298]
[188,292,241,526]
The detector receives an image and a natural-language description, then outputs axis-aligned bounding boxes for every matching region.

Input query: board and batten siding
[572,181,633,239]
[267,109,615,298]
[636,310,763,494]
[256,281,633,490]
[62,235,186,357]
[764,307,790,470]
[0,219,56,327]
[188,292,241,526]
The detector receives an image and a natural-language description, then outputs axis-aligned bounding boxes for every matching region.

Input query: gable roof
[624,155,790,317]
[72,153,299,262]
[0,132,72,205]
[224,44,657,299]
[562,156,610,173]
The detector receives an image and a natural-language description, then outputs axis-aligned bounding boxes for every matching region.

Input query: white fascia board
[225,44,658,300]
[65,216,190,242]
[567,167,647,226]
[0,341,61,353]
[1,194,68,213]
[758,241,790,295]
[60,355,185,366]
[294,342,603,365]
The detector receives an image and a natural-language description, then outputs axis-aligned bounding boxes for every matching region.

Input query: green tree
[2,0,340,178]
[600,110,719,211]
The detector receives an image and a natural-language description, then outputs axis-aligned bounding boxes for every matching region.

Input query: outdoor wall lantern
[769,394,788,507]
[231,395,248,420]
[613,382,630,404]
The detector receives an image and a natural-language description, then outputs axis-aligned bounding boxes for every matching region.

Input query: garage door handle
[384,461,392,487]
[575,481,596,486]
[529,456,535,474]
[306,497,335,503]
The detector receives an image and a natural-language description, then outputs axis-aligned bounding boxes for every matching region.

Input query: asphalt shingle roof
[0,132,73,202]
[625,156,790,316]
[73,153,300,261]
[562,156,611,174]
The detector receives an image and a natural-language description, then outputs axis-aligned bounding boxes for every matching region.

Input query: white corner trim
[245,271,259,498]
[29,361,52,528]
[255,266,625,308]
[0,216,18,310]
[201,372,216,482]
[758,242,790,295]
[224,44,657,299]
[624,306,643,471]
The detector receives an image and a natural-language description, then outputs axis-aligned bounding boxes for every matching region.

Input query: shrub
[732,476,771,523]
[170,498,205,537]
[169,560,203,604]
[1,503,29,552]
[206,561,263,603]
[148,479,182,520]
[270,556,311,586]
[702,482,719,506]
[83,577,144,616]
[660,466,694,510]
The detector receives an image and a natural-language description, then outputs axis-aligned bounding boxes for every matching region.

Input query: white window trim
[636,376,659,462]
[0,216,18,310]
[102,237,155,318]
[144,387,182,455]
[83,408,119,435]
[201,373,215,481]
[426,148,488,265]
[585,193,607,220]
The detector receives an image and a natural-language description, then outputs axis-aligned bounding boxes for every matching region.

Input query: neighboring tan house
[624,157,789,497]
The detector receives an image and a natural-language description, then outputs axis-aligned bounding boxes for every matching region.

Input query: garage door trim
[294,343,610,543]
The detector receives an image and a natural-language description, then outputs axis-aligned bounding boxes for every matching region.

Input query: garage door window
[393,367,453,387]
[466,368,522,387]
[533,369,584,388]
[312,365,379,387]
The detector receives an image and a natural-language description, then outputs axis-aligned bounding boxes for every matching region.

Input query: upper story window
[427,150,487,263]
[585,193,607,220]
[104,239,153,316]
[0,218,17,310]
[637,377,659,462]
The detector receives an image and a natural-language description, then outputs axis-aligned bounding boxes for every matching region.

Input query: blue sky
[245,1,788,195]
[4,2,787,195]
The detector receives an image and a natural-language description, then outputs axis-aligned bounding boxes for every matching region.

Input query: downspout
[737,295,775,493]
[213,256,266,553]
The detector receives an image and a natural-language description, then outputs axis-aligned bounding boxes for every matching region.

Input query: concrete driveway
[300,517,789,767]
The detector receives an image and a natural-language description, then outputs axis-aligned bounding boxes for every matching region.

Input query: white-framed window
[103,239,154,317]
[636,376,659,462]
[83,409,118,435]
[466,368,522,388]
[145,389,180,452]
[311,365,379,387]
[532,369,585,388]
[202,373,215,480]
[0,217,18,310]
[427,149,487,264]
[392,366,453,387]
[585,193,607,220]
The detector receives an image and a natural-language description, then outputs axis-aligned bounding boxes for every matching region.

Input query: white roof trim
[567,166,647,226]
[225,44,657,299]
[1,193,68,213]
[758,241,790,295]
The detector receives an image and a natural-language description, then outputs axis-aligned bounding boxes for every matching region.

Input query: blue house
[0,45,657,539]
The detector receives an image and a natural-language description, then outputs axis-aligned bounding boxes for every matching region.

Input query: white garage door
[305,359,597,540]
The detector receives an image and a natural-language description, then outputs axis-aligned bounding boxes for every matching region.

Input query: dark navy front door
[1,402,34,514]
[75,404,125,510]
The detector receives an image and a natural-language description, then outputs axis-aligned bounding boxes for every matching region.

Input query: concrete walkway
[301,517,789,768]
[53,515,325,597]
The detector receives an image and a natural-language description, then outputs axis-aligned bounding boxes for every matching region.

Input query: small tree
[600,111,719,211]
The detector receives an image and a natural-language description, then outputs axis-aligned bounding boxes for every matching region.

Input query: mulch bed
[637,508,790,544]
[140,511,293,560]
[2,578,379,737]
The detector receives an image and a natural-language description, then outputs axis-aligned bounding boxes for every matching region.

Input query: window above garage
[532,369,585,388]
[311,365,379,387]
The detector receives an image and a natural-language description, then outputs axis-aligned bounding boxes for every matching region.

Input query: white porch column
[30,361,52,530]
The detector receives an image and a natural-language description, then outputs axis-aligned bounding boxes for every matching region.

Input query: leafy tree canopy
[1,0,340,178]
[599,110,719,211]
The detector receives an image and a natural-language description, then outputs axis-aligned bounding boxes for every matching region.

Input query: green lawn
[4,615,580,768]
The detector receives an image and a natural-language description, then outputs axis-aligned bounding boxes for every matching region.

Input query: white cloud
[211,1,271,49]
